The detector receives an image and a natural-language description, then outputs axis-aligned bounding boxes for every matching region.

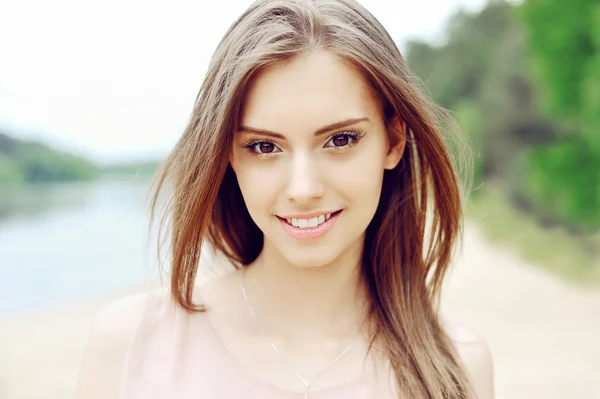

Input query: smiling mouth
[276,210,343,240]
[276,210,342,229]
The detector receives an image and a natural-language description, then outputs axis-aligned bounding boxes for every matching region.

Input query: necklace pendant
[304,382,309,399]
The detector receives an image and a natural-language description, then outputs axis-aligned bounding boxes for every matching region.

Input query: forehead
[239,51,381,132]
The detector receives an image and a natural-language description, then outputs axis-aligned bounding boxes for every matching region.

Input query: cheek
[330,143,387,203]
[335,164,384,206]
[232,158,283,216]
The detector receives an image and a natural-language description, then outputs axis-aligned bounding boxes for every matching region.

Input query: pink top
[117,289,395,399]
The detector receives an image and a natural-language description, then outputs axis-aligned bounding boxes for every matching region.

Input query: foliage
[405,0,600,231]
[519,0,600,229]
[0,132,97,185]
[467,185,600,283]
[519,0,600,125]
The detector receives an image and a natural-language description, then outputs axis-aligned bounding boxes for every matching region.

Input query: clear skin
[224,50,492,397]
[231,51,404,272]
[75,50,493,399]
[223,49,405,390]
[229,50,404,342]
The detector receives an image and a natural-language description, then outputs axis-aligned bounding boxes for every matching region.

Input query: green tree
[407,0,556,185]
[520,0,600,229]
[406,0,599,230]
[0,132,97,184]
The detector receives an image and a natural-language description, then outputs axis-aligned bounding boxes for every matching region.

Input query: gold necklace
[240,270,363,399]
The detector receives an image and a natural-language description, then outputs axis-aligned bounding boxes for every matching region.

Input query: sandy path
[0,297,108,399]
[0,222,598,398]
[442,222,600,399]
[0,283,158,399]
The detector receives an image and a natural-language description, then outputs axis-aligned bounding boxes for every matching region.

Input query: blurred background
[0,0,598,398]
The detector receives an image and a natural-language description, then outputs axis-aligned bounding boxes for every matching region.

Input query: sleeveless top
[117,289,397,399]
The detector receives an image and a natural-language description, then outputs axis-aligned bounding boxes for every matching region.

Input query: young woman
[77,0,493,398]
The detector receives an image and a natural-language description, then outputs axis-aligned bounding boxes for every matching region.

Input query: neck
[242,241,369,342]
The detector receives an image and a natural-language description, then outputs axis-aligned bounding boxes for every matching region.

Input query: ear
[384,115,407,170]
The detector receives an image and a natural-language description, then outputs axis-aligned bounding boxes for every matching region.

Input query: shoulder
[76,290,169,399]
[442,318,495,399]
[91,291,151,332]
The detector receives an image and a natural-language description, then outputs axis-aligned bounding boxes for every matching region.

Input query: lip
[277,210,342,241]
[277,210,340,219]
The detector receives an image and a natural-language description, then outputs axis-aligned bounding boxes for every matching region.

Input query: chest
[118,314,398,399]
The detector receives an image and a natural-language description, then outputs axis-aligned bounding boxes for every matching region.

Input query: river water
[0,178,162,317]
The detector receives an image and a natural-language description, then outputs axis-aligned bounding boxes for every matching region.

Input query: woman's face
[230,50,404,269]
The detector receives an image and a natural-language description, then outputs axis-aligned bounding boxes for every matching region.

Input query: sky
[0,0,491,164]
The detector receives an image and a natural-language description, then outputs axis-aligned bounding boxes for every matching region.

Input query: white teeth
[286,213,333,229]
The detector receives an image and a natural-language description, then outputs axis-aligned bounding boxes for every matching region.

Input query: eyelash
[240,128,366,158]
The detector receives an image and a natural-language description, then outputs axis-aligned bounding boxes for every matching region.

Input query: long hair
[149,0,474,397]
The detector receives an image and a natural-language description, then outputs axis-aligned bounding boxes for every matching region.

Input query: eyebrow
[238,117,370,139]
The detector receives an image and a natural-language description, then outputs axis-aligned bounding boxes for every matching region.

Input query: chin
[280,242,347,270]
[286,256,336,270]
[262,218,366,270]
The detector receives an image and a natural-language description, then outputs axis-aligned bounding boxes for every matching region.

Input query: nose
[285,152,325,203]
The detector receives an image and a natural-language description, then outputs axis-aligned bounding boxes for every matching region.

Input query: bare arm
[456,335,494,398]
[76,293,147,399]
[445,320,495,399]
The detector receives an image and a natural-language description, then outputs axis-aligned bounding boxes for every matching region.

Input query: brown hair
[149,0,473,397]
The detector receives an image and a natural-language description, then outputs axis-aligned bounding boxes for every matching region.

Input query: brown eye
[257,142,275,153]
[248,141,281,154]
[325,132,361,148]
[241,139,282,156]
[332,135,349,147]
